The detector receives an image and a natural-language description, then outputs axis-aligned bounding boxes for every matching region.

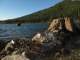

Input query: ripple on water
[0,23,48,40]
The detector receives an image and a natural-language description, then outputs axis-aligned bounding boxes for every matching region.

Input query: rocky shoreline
[1,17,80,60]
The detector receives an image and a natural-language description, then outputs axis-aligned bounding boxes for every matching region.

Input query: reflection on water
[0,23,48,40]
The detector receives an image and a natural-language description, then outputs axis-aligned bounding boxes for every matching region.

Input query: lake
[0,23,48,40]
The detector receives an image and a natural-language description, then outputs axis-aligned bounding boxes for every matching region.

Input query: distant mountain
[3,0,80,23]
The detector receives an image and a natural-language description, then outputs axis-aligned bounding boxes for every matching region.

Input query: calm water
[0,23,48,40]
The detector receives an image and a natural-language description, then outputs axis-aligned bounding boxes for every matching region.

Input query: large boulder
[48,17,74,32]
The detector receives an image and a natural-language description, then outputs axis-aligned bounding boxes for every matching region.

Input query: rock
[1,55,30,60]
[0,40,8,52]
[48,17,74,32]
[1,17,80,60]
[73,17,80,32]
[32,33,46,44]
[10,39,31,55]
[31,18,68,56]
[48,18,63,32]
[64,17,73,32]
[4,40,15,51]
[0,39,31,59]
[11,40,15,44]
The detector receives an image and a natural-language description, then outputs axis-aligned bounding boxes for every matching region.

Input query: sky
[0,0,62,20]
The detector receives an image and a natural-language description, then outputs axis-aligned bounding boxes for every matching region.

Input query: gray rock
[4,40,15,51]
[1,55,30,60]
[32,33,46,44]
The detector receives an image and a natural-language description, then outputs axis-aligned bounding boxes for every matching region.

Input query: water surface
[0,23,48,40]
